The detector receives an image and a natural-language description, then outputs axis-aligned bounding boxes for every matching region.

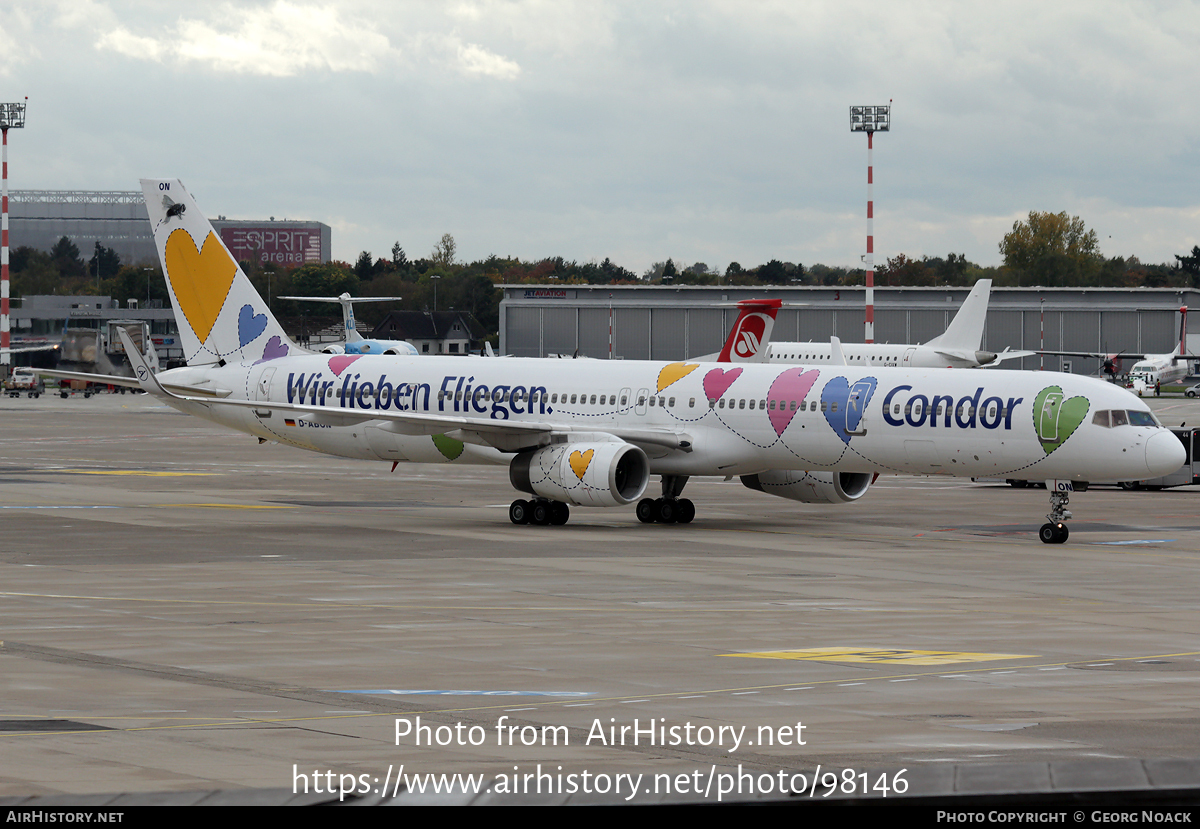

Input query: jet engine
[510,440,649,507]
[740,470,873,504]
[318,344,345,355]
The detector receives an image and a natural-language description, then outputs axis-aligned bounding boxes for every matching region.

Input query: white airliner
[55,179,1185,546]
[1037,308,1197,395]
[278,293,419,356]
[709,279,1033,368]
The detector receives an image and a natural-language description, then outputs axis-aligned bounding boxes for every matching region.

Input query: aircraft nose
[1145,431,1186,477]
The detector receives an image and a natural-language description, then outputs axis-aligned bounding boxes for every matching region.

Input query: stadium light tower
[850,103,890,344]
[0,98,26,369]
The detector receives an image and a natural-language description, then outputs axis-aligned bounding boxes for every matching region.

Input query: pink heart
[329,355,362,376]
[703,367,742,402]
[767,368,820,436]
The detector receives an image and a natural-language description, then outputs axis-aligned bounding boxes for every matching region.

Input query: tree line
[7,211,1199,341]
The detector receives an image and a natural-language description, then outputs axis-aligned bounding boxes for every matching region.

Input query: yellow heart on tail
[164,229,237,345]
[569,449,594,480]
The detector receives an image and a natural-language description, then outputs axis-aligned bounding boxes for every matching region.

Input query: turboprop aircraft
[278,293,419,356]
[68,179,1185,545]
[1037,308,1198,395]
[708,279,1033,368]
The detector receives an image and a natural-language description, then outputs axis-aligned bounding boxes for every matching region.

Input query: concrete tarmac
[1,391,1198,804]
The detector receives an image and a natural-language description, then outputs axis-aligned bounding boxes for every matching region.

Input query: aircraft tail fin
[716,299,781,362]
[340,295,363,343]
[140,179,302,366]
[924,279,991,352]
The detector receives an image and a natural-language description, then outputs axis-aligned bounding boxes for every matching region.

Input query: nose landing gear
[1039,481,1076,544]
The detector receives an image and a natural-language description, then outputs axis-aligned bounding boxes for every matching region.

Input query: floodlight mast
[0,98,27,368]
[850,104,889,344]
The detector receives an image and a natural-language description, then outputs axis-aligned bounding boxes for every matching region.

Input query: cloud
[456,42,520,80]
[97,1,392,76]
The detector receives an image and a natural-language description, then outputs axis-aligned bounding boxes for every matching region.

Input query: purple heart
[254,336,289,364]
[767,368,820,436]
[238,304,268,347]
[703,367,742,402]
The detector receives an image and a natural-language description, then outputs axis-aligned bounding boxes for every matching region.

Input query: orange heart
[164,229,237,345]
[569,449,594,480]
[656,362,698,392]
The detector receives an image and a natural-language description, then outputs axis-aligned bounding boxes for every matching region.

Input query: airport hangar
[499,284,1200,374]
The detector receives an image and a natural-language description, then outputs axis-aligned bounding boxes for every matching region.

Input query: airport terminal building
[9,190,331,267]
[499,284,1200,375]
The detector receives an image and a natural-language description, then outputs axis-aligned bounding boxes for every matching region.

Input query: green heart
[432,433,465,460]
[1032,386,1090,455]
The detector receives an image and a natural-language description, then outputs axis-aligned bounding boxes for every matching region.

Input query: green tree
[51,236,85,277]
[431,233,456,266]
[999,211,1101,286]
[1174,245,1200,288]
[88,242,122,280]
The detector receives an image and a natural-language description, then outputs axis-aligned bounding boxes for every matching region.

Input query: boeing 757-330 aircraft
[53,179,1184,545]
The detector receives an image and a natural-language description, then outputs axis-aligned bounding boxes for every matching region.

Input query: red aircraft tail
[717,299,782,362]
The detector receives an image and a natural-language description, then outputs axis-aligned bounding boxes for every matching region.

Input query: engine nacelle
[741,470,873,504]
[510,440,649,507]
[318,344,345,355]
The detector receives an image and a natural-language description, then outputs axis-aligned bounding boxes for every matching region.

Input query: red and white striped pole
[865,130,875,344]
[2,126,10,367]
[851,103,888,345]
[0,99,26,371]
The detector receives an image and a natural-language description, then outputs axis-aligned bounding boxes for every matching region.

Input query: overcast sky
[3,1,1198,273]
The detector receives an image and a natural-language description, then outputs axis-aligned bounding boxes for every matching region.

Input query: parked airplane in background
[707,279,1033,369]
[1037,308,1197,395]
[279,293,419,356]
[56,179,1184,545]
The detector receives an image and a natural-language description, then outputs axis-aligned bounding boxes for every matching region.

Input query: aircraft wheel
[636,498,656,524]
[509,499,531,525]
[531,500,551,526]
[677,498,696,524]
[1039,522,1068,544]
[1118,481,1137,491]
[656,498,678,524]
[550,501,569,525]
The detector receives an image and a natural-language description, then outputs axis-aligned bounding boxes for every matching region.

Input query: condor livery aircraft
[61,179,1184,545]
[711,280,1033,369]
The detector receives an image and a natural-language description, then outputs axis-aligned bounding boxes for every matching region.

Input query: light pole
[431,274,441,311]
[0,98,26,370]
[850,103,889,344]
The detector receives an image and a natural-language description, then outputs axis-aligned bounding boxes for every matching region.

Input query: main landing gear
[636,475,696,525]
[1039,483,1074,544]
[509,498,570,526]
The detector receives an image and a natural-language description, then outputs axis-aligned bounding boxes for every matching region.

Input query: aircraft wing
[116,330,692,454]
[1034,349,1200,363]
[33,367,233,398]
[934,347,1036,366]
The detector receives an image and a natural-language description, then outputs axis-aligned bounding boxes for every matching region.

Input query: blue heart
[238,304,268,348]
[821,376,878,444]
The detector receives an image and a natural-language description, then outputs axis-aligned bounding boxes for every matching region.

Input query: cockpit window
[1092,408,1160,428]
